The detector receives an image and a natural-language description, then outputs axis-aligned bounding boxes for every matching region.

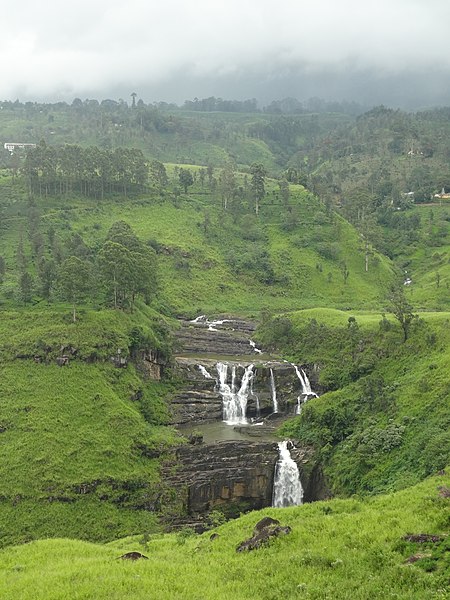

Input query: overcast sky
[2,0,450,108]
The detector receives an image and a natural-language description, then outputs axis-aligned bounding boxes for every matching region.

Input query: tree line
[23,142,148,199]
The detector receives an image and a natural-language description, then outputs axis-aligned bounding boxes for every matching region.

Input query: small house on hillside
[4,142,36,154]
[434,187,450,200]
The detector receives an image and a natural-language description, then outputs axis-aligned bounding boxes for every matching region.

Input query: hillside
[257,308,450,495]
[0,101,449,598]
[0,472,448,599]
[0,173,393,315]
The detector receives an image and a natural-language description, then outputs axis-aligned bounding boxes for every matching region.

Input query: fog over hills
[2,0,450,109]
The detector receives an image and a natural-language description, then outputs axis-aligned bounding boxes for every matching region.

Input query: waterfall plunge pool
[178,420,278,444]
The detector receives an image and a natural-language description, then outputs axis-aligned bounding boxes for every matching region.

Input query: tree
[388,285,417,342]
[98,239,156,309]
[150,160,168,191]
[0,255,5,283]
[219,161,237,210]
[57,256,92,322]
[38,257,57,301]
[250,163,266,215]
[179,168,194,194]
[341,262,350,284]
[19,271,34,304]
[278,178,290,204]
[98,241,134,309]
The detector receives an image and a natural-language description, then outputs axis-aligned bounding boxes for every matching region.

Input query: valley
[0,99,448,598]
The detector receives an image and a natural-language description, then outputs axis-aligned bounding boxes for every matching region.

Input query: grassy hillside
[0,472,448,599]
[0,304,181,548]
[257,308,450,495]
[0,175,394,315]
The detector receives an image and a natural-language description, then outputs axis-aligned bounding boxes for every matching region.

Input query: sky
[2,0,450,109]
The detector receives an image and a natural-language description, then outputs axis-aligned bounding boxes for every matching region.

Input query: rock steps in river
[170,389,223,424]
[175,319,258,357]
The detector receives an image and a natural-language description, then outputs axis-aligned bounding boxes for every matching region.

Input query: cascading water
[249,340,263,354]
[189,314,231,331]
[249,374,260,419]
[270,368,279,413]
[292,364,318,414]
[272,441,304,508]
[198,365,213,379]
[216,362,254,424]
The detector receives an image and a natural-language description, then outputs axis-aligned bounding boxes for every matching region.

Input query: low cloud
[1,0,450,107]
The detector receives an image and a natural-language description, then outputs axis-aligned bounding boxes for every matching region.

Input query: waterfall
[292,364,318,414]
[272,441,304,508]
[249,340,263,354]
[216,363,255,424]
[197,365,213,379]
[190,314,231,331]
[250,373,260,419]
[190,314,207,323]
[270,368,279,413]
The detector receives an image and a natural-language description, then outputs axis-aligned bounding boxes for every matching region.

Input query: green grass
[268,309,450,496]
[0,472,448,599]
[0,303,181,548]
[0,177,395,315]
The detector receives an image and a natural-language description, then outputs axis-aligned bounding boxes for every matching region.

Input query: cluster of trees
[23,142,148,198]
[182,97,258,113]
[11,212,156,320]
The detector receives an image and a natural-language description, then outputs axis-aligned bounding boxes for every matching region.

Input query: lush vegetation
[257,306,450,496]
[0,472,448,599]
[0,97,449,597]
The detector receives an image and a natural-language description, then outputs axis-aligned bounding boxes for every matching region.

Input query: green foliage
[0,472,448,599]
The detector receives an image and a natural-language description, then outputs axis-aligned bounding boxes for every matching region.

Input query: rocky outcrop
[236,517,292,552]
[163,440,329,524]
[175,318,257,357]
[166,441,277,516]
[171,357,317,425]
[170,388,223,424]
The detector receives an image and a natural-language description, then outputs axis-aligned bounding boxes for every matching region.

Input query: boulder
[236,518,292,552]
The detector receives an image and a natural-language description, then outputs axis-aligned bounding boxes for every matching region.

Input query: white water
[270,368,279,413]
[250,373,260,418]
[249,340,263,354]
[292,364,318,414]
[198,365,213,379]
[190,314,207,323]
[207,318,231,331]
[190,314,231,331]
[216,362,254,424]
[272,441,304,508]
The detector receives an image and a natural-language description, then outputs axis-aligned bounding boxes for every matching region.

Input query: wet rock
[169,389,223,425]
[253,516,280,533]
[163,440,329,529]
[164,441,278,517]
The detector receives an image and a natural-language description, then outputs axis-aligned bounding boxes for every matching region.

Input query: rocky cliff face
[163,440,330,525]
[170,318,319,425]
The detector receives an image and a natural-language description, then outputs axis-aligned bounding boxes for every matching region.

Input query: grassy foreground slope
[0,472,448,600]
